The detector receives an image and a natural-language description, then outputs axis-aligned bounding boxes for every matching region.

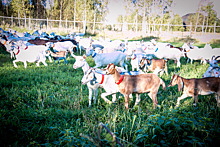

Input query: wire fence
[0,15,220,41]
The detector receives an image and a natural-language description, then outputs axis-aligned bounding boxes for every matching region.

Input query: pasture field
[0,39,220,146]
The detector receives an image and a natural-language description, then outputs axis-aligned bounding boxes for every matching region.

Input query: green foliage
[0,40,220,146]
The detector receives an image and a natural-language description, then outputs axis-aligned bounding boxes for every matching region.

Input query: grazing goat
[106,63,166,109]
[139,57,168,76]
[168,73,220,107]
[203,56,220,78]
[47,50,68,64]
[86,48,128,70]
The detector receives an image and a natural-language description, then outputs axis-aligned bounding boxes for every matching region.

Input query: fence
[0,15,220,41]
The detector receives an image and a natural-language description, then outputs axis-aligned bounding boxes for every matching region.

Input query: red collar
[116,75,124,85]
[99,74,104,84]
[15,49,20,55]
[25,46,28,50]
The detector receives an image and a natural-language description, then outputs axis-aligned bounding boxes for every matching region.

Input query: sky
[172,0,220,18]
[106,0,220,24]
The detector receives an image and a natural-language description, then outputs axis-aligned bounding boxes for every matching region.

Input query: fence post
[29,16,31,30]
[214,21,216,39]
[93,11,96,34]
[66,18,67,33]
[189,22,192,37]
[11,15,13,27]
[24,15,26,28]
[18,12,20,27]
[47,17,48,30]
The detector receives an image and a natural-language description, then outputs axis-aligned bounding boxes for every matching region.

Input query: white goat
[72,54,100,107]
[86,48,128,70]
[11,45,48,68]
[182,43,204,64]
[145,45,184,67]
[130,53,145,71]
[203,56,220,78]
[46,41,77,53]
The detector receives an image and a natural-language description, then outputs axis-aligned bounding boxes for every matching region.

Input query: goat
[11,45,48,68]
[46,41,77,54]
[47,50,68,64]
[106,63,166,109]
[28,37,58,45]
[86,48,128,70]
[168,73,220,107]
[72,54,99,107]
[81,68,118,104]
[203,56,220,78]
[144,44,184,67]
[130,53,145,71]
[139,57,168,76]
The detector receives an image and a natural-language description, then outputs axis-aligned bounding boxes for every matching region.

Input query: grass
[0,39,220,146]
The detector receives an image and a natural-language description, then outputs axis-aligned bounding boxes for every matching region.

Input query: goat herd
[1,28,220,109]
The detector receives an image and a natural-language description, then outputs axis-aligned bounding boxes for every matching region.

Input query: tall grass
[0,42,220,146]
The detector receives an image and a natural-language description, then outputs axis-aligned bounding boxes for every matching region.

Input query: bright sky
[172,0,220,18]
[106,0,220,24]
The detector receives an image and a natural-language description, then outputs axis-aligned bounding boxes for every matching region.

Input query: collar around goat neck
[25,46,28,50]
[15,49,20,55]
[92,52,97,58]
[116,75,124,85]
[99,74,104,84]
[3,40,6,45]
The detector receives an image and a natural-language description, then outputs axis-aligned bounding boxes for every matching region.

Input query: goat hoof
[193,103,197,107]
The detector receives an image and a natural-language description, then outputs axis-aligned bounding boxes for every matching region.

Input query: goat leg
[124,94,129,109]
[193,94,198,106]
[176,93,188,107]
[134,94,141,106]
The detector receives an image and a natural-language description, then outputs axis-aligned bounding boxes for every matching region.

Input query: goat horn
[215,56,220,60]
[212,55,215,60]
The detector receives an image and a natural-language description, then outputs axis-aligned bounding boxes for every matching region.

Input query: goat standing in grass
[139,57,168,76]
[72,54,100,107]
[86,48,128,70]
[168,73,220,107]
[47,50,68,64]
[106,63,166,109]
[203,56,220,78]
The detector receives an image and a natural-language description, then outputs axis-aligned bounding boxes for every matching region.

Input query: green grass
[0,41,220,146]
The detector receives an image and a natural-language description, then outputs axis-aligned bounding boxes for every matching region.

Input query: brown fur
[168,73,220,106]
[139,58,168,76]
[47,50,68,57]
[28,38,58,45]
[107,63,166,109]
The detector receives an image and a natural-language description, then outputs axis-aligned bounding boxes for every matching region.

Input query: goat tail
[160,78,166,90]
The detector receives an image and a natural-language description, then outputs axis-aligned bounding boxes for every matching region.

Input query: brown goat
[168,73,220,107]
[47,50,68,64]
[139,58,168,76]
[106,63,166,109]
[28,38,58,45]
